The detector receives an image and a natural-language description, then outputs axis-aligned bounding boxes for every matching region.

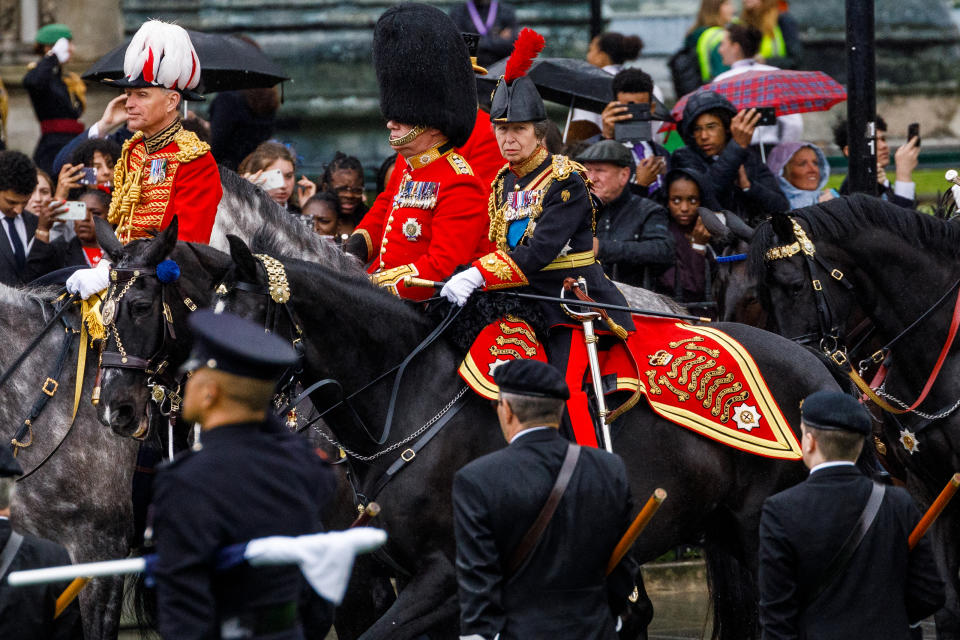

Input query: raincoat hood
[664,166,721,211]
[767,141,830,210]
[678,91,737,148]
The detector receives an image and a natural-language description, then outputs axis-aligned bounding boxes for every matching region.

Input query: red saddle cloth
[458,315,801,460]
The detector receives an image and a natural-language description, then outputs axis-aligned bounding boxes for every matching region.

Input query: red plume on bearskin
[504,28,545,83]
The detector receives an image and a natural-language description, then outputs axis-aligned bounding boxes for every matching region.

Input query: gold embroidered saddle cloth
[458,315,801,460]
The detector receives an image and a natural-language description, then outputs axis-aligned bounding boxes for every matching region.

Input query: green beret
[36,24,73,45]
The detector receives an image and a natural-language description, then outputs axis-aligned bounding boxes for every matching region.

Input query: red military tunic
[351,139,489,300]
[108,120,222,245]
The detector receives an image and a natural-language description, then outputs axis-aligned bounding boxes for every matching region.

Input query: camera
[614,103,654,142]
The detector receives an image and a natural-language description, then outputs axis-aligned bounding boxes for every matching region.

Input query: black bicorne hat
[373,3,477,147]
[489,28,547,123]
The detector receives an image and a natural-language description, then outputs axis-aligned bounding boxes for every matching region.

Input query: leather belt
[541,250,595,271]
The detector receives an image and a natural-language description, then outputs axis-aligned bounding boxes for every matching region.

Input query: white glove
[440,267,485,306]
[66,258,111,300]
[50,38,71,64]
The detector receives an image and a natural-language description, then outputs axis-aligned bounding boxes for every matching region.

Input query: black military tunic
[151,420,336,640]
[22,54,84,175]
[473,146,635,333]
[0,518,83,640]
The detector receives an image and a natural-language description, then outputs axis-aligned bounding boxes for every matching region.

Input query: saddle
[459,315,802,460]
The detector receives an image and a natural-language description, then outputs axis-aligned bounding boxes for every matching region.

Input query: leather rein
[765,217,960,417]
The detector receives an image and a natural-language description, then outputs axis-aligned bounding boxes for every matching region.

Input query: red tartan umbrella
[665,69,846,131]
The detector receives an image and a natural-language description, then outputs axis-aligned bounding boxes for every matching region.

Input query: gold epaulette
[173,129,211,163]
[551,154,588,181]
[447,152,474,176]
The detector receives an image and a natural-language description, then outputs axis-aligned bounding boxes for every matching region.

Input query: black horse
[206,228,845,639]
[749,194,960,638]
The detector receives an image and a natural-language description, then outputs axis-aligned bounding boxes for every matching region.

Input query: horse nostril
[112,403,136,429]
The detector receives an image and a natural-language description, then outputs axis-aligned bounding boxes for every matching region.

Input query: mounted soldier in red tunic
[66,20,222,299]
[344,4,491,300]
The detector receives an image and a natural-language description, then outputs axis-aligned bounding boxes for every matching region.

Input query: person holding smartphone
[833,115,919,210]
[26,189,109,281]
[671,91,788,225]
[598,69,671,199]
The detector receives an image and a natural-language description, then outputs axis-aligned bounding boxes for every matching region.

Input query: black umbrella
[83,30,289,93]
[479,57,671,119]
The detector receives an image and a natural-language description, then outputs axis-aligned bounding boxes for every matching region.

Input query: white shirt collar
[809,460,856,475]
[509,426,553,444]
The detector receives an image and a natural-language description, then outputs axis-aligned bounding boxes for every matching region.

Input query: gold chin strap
[764,219,817,261]
[389,125,426,148]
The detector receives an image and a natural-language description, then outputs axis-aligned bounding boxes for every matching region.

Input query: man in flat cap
[758,390,943,640]
[452,359,638,640]
[577,140,673,288]
[150,310,335,640]
[0,445,82,639]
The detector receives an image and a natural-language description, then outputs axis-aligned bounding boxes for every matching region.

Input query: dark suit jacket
[0,212,38,286]
[453,428,633,640]
[0,519,83,640]
[758,465,944,640]
[23,236,89,283]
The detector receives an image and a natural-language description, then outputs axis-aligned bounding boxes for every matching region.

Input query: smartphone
[259,168,285,191]
[78,167,98,186]
[756,107,778,126]
[908,122,920,148]
[57,201,87,221]
[624,103,652,121]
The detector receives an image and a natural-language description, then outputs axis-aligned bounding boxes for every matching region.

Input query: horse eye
[131,300,153,315]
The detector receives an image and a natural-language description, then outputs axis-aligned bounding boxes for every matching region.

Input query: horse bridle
[99,264,198,421]
[214,254,306,421]
[764,218,858,366]
[766,216,960,418]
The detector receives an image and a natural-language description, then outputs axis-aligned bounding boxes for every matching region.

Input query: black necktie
[5,217,25,271]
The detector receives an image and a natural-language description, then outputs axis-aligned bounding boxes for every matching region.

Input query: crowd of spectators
[0,6,922,321]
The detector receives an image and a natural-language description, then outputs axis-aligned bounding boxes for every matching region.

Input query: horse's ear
[95,216,124,262]
[227,234,259,282]
[142,216,179,266]
[771,212,794,242]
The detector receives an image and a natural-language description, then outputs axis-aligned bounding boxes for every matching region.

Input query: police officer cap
[181,310,297,381]
[36,24,72,45]
[801,390,871,436]
[493,359,569,400]
[576,140,635,168]
[0,445,23,478]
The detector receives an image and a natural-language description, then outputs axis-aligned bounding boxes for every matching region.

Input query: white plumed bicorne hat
[110,20,202,99]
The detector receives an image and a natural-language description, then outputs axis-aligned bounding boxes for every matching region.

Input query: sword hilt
[403,276,441,288]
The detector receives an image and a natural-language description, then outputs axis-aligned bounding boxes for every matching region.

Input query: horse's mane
[215,168,361,273]
[749,193,960,277]
[249,231,430,329]
[0,283,65,310]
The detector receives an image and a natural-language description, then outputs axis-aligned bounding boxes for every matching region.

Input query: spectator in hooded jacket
[671,91,788,225]
[766,142,835,210]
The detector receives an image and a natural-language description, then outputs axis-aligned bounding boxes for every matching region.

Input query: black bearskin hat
[373,3,477,147]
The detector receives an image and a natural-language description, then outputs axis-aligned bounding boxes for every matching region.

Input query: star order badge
[403,218,422,241]
[899,428,920,454]
[488,358,510,376]
[732,403,760,431]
